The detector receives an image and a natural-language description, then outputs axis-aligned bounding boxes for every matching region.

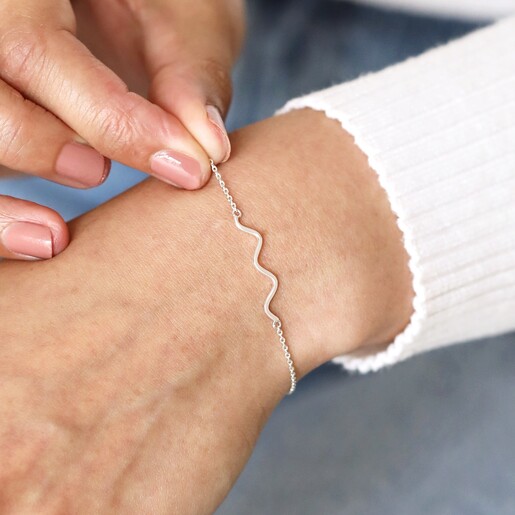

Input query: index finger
[0,18,211,190]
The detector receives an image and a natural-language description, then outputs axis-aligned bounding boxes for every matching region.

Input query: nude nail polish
[56,142,110,187]
[1,222,53,260]
[206,105,231,162]
[150,151,202,189]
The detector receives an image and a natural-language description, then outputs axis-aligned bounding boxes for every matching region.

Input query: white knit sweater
[347,0,515,20]
[282,12,515,372]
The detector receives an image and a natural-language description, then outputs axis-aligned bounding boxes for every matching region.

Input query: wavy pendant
[210,160,297,394]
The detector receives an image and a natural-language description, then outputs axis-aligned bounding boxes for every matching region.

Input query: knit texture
[280,18,515,372]
[346,0,515,21]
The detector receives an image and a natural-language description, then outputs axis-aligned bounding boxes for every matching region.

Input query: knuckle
[91,93,144,155]
[0,95,36,168]
[0,25,47,84]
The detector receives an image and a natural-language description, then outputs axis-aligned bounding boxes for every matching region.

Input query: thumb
[138,2,245,164]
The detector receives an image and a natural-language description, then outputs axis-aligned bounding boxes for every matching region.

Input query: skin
[0,0,245,259]
[0,110,414,513]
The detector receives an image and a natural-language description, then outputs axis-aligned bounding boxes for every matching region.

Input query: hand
[0,0,244,260]
[0,110,413,513]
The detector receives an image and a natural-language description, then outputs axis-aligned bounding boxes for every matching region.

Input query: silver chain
[210,160,297,394]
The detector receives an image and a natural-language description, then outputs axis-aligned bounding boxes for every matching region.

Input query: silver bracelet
[210,160,297,395]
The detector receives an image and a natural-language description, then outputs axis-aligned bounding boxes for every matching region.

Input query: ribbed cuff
[279,18,515,372]
[348,0,512,21]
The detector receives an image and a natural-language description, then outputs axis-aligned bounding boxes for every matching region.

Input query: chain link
[210,160,297,394]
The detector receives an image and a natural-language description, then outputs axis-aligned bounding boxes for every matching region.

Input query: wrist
[214,110,413,376]
[0,110,413,396]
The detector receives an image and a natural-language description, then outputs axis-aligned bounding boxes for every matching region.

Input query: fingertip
[1,222,53,260]
[0,197,70,260]
[55,143,111,190]
[49,219,70,256]
[148,73,231,166]
[149,150,211,190]
[33,203,70,256]
[99,157,112,186]
[206,105,231,163]
[192,163,213,190]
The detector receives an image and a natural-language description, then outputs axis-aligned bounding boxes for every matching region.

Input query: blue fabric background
[1,1,514,513]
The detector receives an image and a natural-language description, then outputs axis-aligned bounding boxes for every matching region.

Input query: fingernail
[1,222,53,260]
[150,151,202,189]
[206,105,231,163]
[56,142,110,188]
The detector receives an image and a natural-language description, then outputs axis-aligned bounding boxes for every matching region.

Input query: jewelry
[210,160,297,394]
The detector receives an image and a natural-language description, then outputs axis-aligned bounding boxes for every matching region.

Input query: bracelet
[210,160,297,394]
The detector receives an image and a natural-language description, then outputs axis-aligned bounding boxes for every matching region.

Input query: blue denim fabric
[228,0,482,129]
[2,2,515,514]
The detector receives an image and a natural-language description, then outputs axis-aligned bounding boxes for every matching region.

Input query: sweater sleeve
[345,0,514,21]
[279,17,515,373]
